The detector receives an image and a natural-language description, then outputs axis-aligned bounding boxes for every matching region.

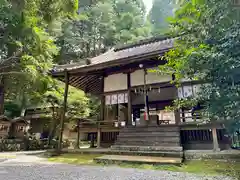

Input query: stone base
[94,155,182,165]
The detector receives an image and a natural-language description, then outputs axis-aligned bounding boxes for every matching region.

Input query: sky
[143,0,153,14]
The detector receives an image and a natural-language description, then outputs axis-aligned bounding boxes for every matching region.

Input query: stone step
[125,124,179,128]
[116,136,180,142]
[115,141,180,147]
[116,138,180,145]
[118,132,180,137]
[109,149,184,158]
[111,145,183,152]
[121,127,180,133]
[94,155,182,165]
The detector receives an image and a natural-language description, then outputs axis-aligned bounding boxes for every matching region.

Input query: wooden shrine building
[52,36,230,155]
[0,115,28,139]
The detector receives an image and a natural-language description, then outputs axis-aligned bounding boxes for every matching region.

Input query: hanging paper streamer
[105,95,111,105]
[118,93,125,104]
[111,94,118,105]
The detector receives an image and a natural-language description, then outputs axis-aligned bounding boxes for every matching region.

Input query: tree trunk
[0,76,5,115]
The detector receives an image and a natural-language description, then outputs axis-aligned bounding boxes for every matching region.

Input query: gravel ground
[0,155,236,180]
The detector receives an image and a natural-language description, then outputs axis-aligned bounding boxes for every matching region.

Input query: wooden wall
[180,129,230,150]
[0,121,11,138]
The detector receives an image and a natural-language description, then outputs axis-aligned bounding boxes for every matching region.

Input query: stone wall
[184,150,240,161]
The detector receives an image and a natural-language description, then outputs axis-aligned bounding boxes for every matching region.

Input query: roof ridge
[114,35,173,52]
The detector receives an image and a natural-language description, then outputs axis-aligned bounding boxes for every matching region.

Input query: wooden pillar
[97,76,104,148]
[76,119,80,149]
[97,96,104,148]
[175,110,181,125]
[127,73,132,126]
[57,70,69,152]
[100,76,105,121]
[212,127,220,151]
[143,69,150,122]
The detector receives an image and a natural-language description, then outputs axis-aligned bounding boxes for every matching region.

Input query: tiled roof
[53,37,175,73]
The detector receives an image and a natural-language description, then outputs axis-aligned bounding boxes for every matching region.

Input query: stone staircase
[111,125,183,158]
[94,125,183,165]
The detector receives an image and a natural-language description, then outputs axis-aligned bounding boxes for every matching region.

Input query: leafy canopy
[0,0,78,116]
[57,0,152,64]
[161,0,240,132]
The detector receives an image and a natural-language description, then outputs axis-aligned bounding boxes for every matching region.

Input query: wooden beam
[70,76,83,86]
[84,76,100,89]
[87,84,100,93]
[72,76,89,88]
[77,75,95,88]
[57,70,69,152]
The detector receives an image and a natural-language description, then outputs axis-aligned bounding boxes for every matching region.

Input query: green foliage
[161,0,240,132]
[149,0,178,36]
[0,0,78,116]
[67,86,90,119]
[57,0,152,64]
[41,79,92,121]
[4,101,22,118]
[87,95,101,119]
